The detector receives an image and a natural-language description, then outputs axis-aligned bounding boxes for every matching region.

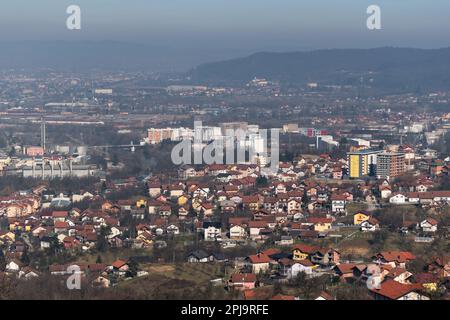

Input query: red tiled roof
[54,221,68,229]
[248,221,267,228]
[231,273,257,283]
[424,217,439,226]
[262,248,281,256]
[111,260,127,269]
[292,244,319,254]
[377,251,416,263]
[248,253,271,264]
[406,191,450,199]
[334,263,357,274]
[305,217,332,224]
[370,279,423,300]
[52,211,68,218]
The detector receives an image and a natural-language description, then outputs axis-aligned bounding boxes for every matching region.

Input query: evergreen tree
[21,247,30,266]
[0,249,6,272]
[126,258,139,278]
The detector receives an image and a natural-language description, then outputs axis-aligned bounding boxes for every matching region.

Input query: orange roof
[334,263,357,274]
[52,211,68,218]
[248,221,267,228]
[262,248,281,256]
[54,221,68,229]
[425,217,439,226]
[370,279,423,300]
[292,244,319,254]
[231,273,257,283]
[377,251,416,263]
[248,253,271,264]
[243,289,256,300]
[306,217,332,224]
[111,260,127,269]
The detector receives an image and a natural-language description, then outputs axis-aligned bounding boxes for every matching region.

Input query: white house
[361,218,380,232]
[6,260,21,273]
[389,194,407,205]
[380,187,392,199]
[331,195,347,214]
[19,268,39,279]
[229,225,246,240]
[203,222,222,241]
[287,261,315,279]
[167,224,180,235]
[407,195,420,204]
[418,218,438,233]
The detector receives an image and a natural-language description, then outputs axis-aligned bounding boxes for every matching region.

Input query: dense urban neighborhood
[0,70,449,300]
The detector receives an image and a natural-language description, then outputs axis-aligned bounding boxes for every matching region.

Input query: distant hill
[0,41,247,72]
[188,47,450,90]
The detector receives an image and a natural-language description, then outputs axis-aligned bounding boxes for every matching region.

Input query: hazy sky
[1,0,450,51]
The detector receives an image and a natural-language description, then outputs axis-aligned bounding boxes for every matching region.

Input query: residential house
[305,217,333,233]
[109,260,129,277]
[187,250,210,263]
[353,211,371,225]
[283,259,315,279]
[229,273,257,291]
[331,194,347,214]
[369,279,429,300]
[418,218,438,233]
[385,267,413,284]
[361,218,380,232]
[373,251,416,268]
[230,225,247,240]
[389,193,407,205]
[247,253,271,274]
[310,248,340,266]
[292,244,318,261]
[203,221,222,241]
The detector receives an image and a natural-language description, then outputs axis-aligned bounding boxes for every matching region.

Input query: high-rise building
[347,149,382,178]
[376,152,406,179]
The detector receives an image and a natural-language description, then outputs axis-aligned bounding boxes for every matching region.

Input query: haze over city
[0,0,449,307]
[2,1,450,56]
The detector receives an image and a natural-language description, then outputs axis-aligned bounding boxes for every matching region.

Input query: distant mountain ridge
[0,41,248,72]
[188,47,450,90]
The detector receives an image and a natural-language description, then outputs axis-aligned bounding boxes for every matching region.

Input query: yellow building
[292,244,317,261]
[136,199,147,209]
[354,211,371,225]
[347,149,382,179]
[0,231,15,242]
[177,195,189,206]
[307,218,332,232]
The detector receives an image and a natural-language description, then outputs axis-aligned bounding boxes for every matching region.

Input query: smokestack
[41,117,46,153]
